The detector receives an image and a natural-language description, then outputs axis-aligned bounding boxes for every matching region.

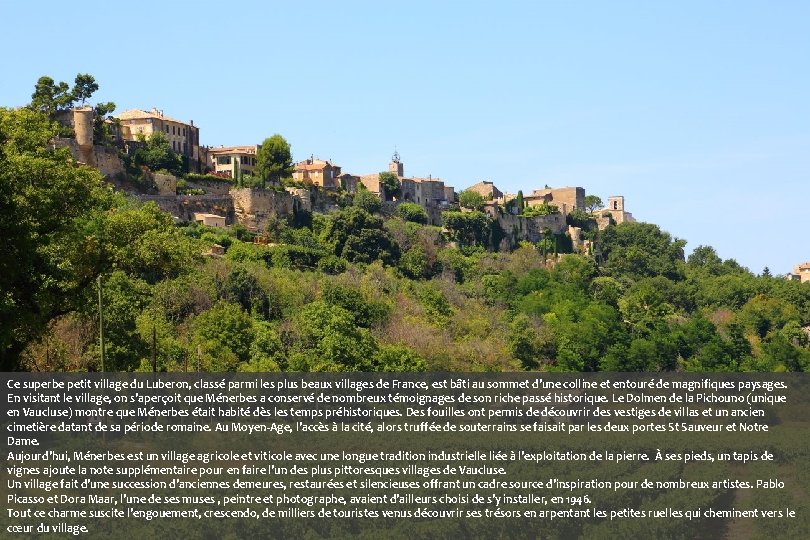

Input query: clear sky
[2,1,807,274]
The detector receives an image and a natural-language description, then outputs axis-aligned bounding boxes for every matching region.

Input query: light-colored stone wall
[52,137,125,178]
[153,173,177,196]
[230,188,296,231]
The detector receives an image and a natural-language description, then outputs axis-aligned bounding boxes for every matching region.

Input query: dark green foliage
[395,202,429,224]
[289,301,378,371]
[321,282,390,328]
[133,132,184,176]
[458,190,485,211]
[566,208,597,230]
[317,255,347,274]
[221,267,270,319]
[255,134,293,187]
[374,344,427,371]
[352,188,382,214]
[0,107,112,368]
[379,171,401,200]
[269,245,326,270]
[584,194,603,213]
[598,221,686,280]
[399,246,432,279]
[441,211,491,247]
[192,301,255,368]
[322,207,399,265]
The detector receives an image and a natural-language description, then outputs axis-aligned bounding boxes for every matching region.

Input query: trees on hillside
[255,134,293,188]
[133,132,184,176]
[30,73,101,115]
[0,107,112,369]
[458,190,485,211]
[584,195,603,213]
[379,171,401,200]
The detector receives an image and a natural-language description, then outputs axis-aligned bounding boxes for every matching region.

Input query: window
[172,125,176,135]
[182,128,186,136]
[165,125,169,133]
[217,156,231,165]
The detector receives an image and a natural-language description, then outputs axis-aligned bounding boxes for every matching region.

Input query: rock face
[230,188,298,230]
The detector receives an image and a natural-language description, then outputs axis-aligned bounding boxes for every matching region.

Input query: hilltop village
[54,105,633,252]
[3,74,808,377]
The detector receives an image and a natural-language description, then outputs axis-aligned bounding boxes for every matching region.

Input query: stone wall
[491,210,567,246]
[231,188,297,231]
[136,195,234,223]
[53,137,125,178]
[153,173,177,196]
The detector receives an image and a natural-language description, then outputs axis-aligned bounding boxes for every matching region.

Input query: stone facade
[207,145,259,178]
[789,262,810,283]
[466,180,503,202]
[53,136,125,178]
[292,157,342,189]
[230,188,298,231]
[524,187,584,215]
[153,173,177,196]
[480,206,567,247]
[116,108,202,173]
[605,195,635,224]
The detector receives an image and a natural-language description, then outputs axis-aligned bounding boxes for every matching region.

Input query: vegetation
[379,171,401,200]
[255,134,293,188]
[3,104,809,374]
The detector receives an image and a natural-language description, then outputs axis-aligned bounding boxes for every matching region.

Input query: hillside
[2,106,809,373]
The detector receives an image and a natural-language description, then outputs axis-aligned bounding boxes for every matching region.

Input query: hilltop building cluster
[57,105,636,248]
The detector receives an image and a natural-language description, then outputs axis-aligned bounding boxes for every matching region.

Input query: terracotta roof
[208,145,259,155]
[116,108,189,125]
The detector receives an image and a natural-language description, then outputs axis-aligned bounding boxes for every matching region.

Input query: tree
[255,134,292,188]
[0,107,113,369]
[29,76,72,115]
[395,202,428,224]
[523,202,559,217]
[133,132,183,175]
[598,222,686,281]
[584,195,604,213]
[458,190,485,211]
[71,73,99,105]
[515,190,525,213]
[379,171,401,200]
[29,73,101,115]
[441,211,491,247]
[93,101,116,146]
[352,188,382,214]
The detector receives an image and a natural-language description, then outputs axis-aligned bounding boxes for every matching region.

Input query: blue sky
[2,1,807,274]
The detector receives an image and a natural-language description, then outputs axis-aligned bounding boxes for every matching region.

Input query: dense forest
[1,105,809,373]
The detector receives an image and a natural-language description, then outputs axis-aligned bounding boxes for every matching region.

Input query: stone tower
[72,106,95,166]
[607,196,624,212]
[389,151,403,177]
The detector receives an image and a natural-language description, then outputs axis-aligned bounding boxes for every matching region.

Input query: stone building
[358,154,454,224]
[466,180,504,202]
[292,157,342,189]
[116,108,202,172]
[789,262,810,283]
[523,186,584,215]
[207,145,260,178]
[604,195,635,224]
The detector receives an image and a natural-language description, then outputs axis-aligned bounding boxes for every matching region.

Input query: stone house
[207,145,260,179]
[292,157,342,189]
[116,108,202,172]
